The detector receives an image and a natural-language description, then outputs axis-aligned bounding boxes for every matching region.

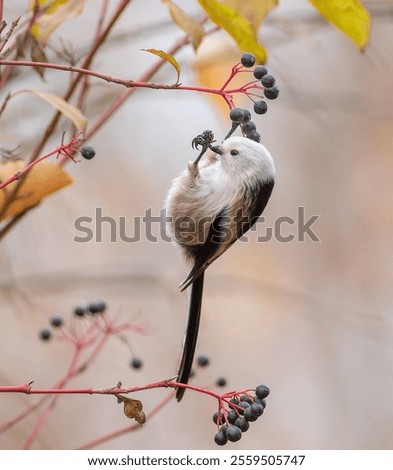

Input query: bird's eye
[230,149,239,156]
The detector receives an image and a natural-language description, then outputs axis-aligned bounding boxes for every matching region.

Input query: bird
[165,134,275,401]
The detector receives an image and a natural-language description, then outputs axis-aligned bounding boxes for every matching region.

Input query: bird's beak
[210,145,223,155]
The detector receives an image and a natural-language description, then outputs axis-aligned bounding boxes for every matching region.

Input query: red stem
[0,59,239,100]
[78,391,175,449]
[0,379,224,400]
[0,136,79,190]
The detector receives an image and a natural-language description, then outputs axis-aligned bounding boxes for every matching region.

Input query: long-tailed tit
[165,134,275,401]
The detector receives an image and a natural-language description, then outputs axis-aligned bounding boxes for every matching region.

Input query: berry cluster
[212,384,270,446]
[38,300,145,373]
[38,300,107,341]
[226,53,279,143]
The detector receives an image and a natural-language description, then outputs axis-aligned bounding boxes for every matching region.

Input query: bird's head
[210,136,275,181]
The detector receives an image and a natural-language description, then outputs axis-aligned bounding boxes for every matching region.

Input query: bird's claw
[191,130,217,166]
[191,130,215,151]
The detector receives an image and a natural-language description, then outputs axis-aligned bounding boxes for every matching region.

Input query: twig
[0,379,224,399]
[21,344,84,449]
[0,16,21,57]
[0,59,244,99]
[0,0,133,226]
[78,391,175,449]
[0,134,81,190]
[0,9,205,236]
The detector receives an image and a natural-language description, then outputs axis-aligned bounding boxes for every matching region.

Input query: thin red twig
[0,135,81,190]
[78,391,175,450]
[0,379,224,400]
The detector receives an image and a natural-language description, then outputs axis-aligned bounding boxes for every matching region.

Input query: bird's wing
[179,208,228,290]
[179,179,274,291]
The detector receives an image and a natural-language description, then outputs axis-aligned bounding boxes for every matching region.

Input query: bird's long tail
[176,272,205,401]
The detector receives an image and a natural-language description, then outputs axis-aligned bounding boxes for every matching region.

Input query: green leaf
[162,0,205,50]
[197,0,267,63]
[308,0,370,50]
[141,49,181,84]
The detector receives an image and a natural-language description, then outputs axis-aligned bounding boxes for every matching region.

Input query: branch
[78,391,174,450]
[0,59,247,102]
[0,0,133,225]
[0,134,82,190]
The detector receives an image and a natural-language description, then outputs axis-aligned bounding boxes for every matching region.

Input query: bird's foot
[191,130,216,165]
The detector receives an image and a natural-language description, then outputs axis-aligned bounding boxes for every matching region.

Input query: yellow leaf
[222,0,278,32]
[21,90,88,130]
[0,161,73,221]
[162,0,205,50]
[29,0,69,13]
[31,0,86,42]
[197,0,267,63]
[141,49,181,84]
[308,0,370,50]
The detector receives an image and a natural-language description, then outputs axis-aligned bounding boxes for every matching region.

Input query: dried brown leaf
[116,395,146,425]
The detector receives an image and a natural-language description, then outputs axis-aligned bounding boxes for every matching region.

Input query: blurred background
[0,0,392,449]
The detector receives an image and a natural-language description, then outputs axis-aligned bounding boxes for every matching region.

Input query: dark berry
[255,385,270,399]
[80,145,96,160]
[214,430,228,446]
[229,108,245,123]
[50,315,63,328]
[213,411,225,424]
[250,402,264,417]
[74,306,87,317]
[227,409,238,424]
[254,100,268,115]
[241,53,256,68]
[237,401,251,414]
[39,329,51,341]
[234,416,250,432]
[227,425,242,442]
[88,300,107,314]
[253,66,268,79]
[254,396,267,407]
[240,394,253,404]
[261,74,275,88]
[216,377,227,387]
[242,109,251,123]
[197,354,210,367]
[130,357,143,369]
[220,424,228,436]
[247,131,261,143]
[189,368,195,378]
[244,407,258,422]
[230,397,240,405]
[264,86,279,100]
[241,121,256,135]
